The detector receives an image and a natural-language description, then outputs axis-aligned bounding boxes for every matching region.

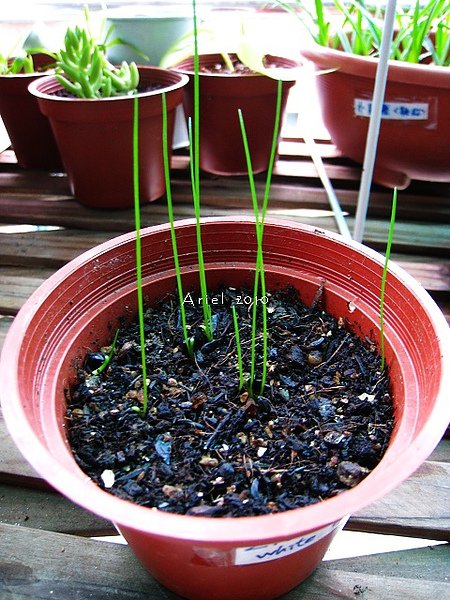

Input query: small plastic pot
[1,218,449,599]
[0,54,62,170]
[28,67,188,209]
[301,44,450,188]
[172,54,297,175]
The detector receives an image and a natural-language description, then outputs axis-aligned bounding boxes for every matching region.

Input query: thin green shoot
[132,96,149,415]
[379,188,398,371]
[162,93,194,358]
[91,328,120,376]
[231,305,244,390]
[190,0,213,341]
[262,79,283,226]
[237,108,268,397]
[187,118,213,341]
[279,0,449,65]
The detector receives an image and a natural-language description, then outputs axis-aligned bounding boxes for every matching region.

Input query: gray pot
[106,6,192,67]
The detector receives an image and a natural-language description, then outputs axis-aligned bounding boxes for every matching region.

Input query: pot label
[234,519,343,566]
[354,98,429,120]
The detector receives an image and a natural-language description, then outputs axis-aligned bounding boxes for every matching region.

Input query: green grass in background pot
[277,0,449,65]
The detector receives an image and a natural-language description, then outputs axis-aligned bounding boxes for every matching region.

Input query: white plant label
[234,519,343,566]
[354,98,429,120]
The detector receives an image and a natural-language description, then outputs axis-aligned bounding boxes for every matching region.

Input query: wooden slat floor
[0,130,449,599]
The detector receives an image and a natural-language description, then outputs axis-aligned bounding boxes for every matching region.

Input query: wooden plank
[0,230,115,268]
[323,544,449,581]
[0,171,71,196]
[0,409,44,488]
[0,178,449,229]
[0,315,13,352]
[0,522,448,599]
[0,267,56,315]
[393,256,450,292]
[348,461,450,541]
[429,438,450,463]
[278,139,342,159]
[0,484,113,536]
[0,522,177,600]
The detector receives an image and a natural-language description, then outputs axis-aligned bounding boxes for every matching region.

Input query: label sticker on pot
[234,520,342,566]
[354,99,429,120]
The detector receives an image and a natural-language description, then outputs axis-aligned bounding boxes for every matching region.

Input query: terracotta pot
[0,54,62,170]
[301,44,450,188]
[28,67,189,209]
[1,218,449,600]
[172,54,297,175]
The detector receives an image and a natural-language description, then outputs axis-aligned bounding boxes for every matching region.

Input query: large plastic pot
[0,54,62,170]
[28,67,188,209]
[301,44,450,189]
[1,218,449,600]
[172,54,297,175]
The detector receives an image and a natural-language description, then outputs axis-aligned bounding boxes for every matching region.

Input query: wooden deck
[0,130,449,598]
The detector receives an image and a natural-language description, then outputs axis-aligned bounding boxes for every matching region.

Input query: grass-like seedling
[379,188,398,371]
[0,53,36,75]
[162,94,195,358]
[188,119,213,342]
[189,0,213,342]
[279,0,449,66]
[231,305,245,390]
[0,48,56,75]
[91,328,120,376]
[132,96,149,415]
[237,78,283,397]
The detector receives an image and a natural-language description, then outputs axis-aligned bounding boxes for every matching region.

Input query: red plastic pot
[301,44,450,188]
[172,54,297,175]
[0,54,62,170]
[1,218,449,599]
[28,67,189,209]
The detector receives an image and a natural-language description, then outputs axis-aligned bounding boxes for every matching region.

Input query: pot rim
[1,217,449,543]
[300,42,450,88]
[172,53,300,78]
[27,65,189,103]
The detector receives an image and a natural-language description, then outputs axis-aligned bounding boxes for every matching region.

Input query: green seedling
[0,48,56,75]
[237,108,268,398]
[379,188,398,371]
[279,0,449,65]
[132,96,149,415]
[162,94,195,358]
[0,53,35,75]
[236,80,283,397]
[231,305,245,390]
[189,0,213,342]
[91,328,120,376]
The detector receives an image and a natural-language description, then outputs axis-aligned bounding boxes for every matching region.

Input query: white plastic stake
[353,0,397,243]
[303,130,351,239]
[298,64,351,239]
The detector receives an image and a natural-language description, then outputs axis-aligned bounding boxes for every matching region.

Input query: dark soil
[200,58,255,75]
[199,54,277,75]
[66,286,394,518]
[53,82,163,98]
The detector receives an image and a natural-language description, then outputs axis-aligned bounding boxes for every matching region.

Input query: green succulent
[56,23,140,98]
